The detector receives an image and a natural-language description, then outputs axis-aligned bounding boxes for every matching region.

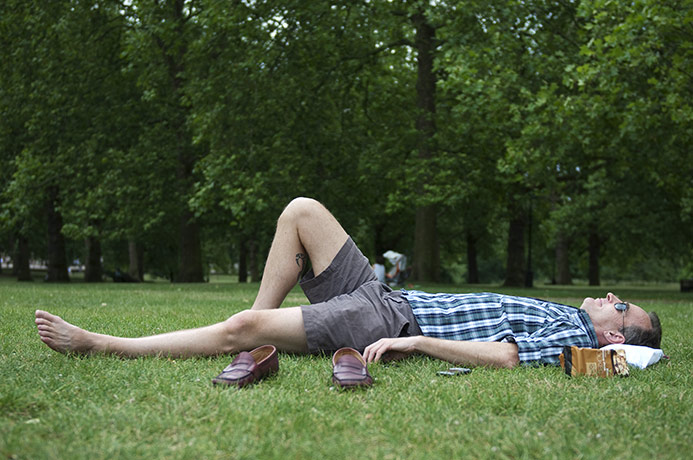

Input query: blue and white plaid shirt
[403,291,598,365]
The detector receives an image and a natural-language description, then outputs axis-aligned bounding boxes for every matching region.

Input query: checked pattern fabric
[404,291,599,365]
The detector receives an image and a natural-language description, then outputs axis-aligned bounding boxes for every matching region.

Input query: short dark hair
[621,311,662,349]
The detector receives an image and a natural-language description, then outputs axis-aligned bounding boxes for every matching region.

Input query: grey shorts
[299,238,422,354]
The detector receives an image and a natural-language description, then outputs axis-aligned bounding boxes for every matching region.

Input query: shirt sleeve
[510,321,597,366]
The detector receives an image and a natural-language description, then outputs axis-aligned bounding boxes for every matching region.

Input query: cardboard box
[559,346,629,377]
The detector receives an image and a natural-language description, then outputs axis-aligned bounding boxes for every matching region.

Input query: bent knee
[280,197,322,222]
[221,310,259,353]
[224,310,258,335]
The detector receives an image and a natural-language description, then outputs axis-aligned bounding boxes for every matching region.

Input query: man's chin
[579,297,594,309]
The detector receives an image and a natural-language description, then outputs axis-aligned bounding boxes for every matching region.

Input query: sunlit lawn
[1,276,691,459]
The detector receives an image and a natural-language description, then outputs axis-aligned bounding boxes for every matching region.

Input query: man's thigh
[299,237,377,304]
[301,281,421,354]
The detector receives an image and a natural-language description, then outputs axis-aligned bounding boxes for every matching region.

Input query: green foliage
[0,0,690,283]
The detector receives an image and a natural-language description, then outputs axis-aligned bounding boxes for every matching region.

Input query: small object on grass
[437,367,472,376]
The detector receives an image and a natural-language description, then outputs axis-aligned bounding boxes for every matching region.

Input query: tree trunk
[128,240,144,281]
[411,10,439,282]
[555,234,572,285]
[466,231,480,284]
[238,240,248,283]
[374,221,387,259]
[524,199,534,288]
[588,231,600,286]
[177,211,204,282]
[157,0,203,283]
[413,205,439,282]
[503,210,526,287]
[15,234,33,281]
[175,139,204,282]
[84,236,103,282]
[45,187,69,282]
[249,238,260,282]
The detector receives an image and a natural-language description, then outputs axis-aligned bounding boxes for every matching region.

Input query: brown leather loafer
[212,345,278,388]
[332,347,373,389]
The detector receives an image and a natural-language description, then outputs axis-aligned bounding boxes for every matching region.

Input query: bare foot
[35,310,94,354]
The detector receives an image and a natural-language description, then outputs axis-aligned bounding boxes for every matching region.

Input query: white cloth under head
[601,344,665,369]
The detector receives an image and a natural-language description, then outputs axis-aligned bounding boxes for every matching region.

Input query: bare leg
[250,197,348,310]
[35,307,308,358]
[35,197,345,358]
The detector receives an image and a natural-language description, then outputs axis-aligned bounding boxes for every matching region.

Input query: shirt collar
[575,309,599,348]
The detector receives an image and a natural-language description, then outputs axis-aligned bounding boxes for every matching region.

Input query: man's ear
[603,330,625,344]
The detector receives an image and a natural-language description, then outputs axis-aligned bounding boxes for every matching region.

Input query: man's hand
[363,337,419,363]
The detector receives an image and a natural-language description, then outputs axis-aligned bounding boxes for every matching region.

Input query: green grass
[1,276,691,459]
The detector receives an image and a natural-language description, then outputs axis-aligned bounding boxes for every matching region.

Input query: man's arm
[363,336,520,368]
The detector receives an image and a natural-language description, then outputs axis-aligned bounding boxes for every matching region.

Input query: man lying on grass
[35,197,662,368]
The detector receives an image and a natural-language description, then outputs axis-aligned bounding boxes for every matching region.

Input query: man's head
[580,292,662,348]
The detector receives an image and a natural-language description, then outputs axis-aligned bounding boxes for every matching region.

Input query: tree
[2,0,689,286]
[188,0,420,277]
[122,0,206,282]
[409,4,441,282]
[0,0,36,281]
[553,0,693,282]
[437,0,574,286]
[1,0,79,283]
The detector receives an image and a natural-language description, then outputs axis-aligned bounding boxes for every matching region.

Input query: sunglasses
[614,302,629,330]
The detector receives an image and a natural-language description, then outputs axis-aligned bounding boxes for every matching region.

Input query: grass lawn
[1,276,691,459]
